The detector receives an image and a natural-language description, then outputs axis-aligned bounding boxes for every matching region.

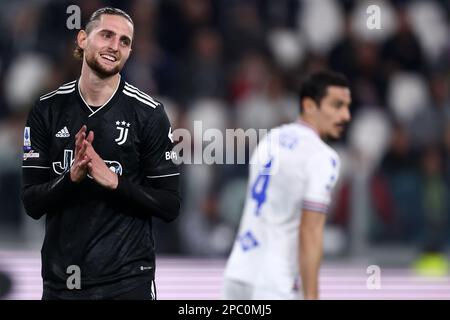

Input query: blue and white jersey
[224,121,340,296]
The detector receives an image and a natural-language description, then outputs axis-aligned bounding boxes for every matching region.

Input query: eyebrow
[333,99,351,106]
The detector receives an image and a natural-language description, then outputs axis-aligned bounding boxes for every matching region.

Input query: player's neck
[79,67,120,106]
[297,117,320,137]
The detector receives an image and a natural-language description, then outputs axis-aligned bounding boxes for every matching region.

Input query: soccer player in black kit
[21,7,181,300]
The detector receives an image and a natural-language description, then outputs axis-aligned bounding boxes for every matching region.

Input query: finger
[84,141,99,160]
[84,141,95,158]
[75,127,87,155]
[86,131,94,144]
[75,125,87,140]
[78,156,91,168]
[76,132,86,150]
[77,140,89,161]
[81,140,89,154]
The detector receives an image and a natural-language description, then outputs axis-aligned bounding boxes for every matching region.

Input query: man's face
[80,14,133,78]
[316,86,352,139]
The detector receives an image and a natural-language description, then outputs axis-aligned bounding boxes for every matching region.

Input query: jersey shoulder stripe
[124,82,159,104]
[123,82,160,108]
[39,80,77,101]
[122,89,157,108]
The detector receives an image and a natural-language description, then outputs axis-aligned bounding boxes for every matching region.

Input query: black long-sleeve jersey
[21,77,181,299]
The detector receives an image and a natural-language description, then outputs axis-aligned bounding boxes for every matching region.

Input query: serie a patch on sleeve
[23,126,32,152]
[23,150,40,160]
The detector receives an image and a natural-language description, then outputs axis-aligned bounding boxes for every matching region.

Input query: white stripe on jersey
[124,83,160,107]
[40,88,76,101]
[124,83,159,104]
[123,89,157,108]
[146,173,180,179]
[59,80,77,88]
[39,80,76,100]
[22,166,51,169]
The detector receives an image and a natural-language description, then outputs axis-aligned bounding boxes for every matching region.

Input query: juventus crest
[115,121,130,145]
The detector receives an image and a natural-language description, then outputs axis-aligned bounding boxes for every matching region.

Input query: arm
[299,151,340,299]
[299,210,326,300]
[21,105,91,220]
[84,152,181,222]
[86,105,181,222]
[23,171,75,220]
[115,174,181,222]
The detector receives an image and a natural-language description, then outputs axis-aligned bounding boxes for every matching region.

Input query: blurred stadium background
[1,0,450,299]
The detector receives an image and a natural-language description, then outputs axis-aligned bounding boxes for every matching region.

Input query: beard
[326,123,347,141]
[85,51,122,78]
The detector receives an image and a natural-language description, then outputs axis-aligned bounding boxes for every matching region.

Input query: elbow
[161,214,177,223]
[153,190,181,222]
[25,208,44,220]
[300,226,324,254]
[161,199,181,223]
[23,201,45,220]
[23,200,45,220]
[300,227,317,248]
[22,187,45,220]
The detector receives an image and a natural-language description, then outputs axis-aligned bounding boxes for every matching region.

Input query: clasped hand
[69,125,118,189]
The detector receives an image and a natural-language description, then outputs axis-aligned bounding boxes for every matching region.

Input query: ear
[302,97,318,116]
[77,30,88,50]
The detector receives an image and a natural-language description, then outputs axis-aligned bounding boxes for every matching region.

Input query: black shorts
[113,280,156,300]
[42,280,156,300]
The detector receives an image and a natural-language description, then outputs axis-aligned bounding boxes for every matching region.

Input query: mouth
[335,123,346,131]
[99,53,118,63]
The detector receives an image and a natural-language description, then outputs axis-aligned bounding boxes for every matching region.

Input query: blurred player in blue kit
[223,70,351,300]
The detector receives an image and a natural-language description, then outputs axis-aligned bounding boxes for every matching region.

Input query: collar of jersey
[76,75,123,117]
[297,119,320,136]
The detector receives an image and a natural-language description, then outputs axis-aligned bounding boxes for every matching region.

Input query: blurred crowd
[0,0,449,258]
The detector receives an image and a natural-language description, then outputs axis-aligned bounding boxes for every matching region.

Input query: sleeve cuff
[302,200,329,214]
[115,175,132,198]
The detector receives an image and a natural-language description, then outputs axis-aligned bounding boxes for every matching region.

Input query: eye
[120,39,130,47]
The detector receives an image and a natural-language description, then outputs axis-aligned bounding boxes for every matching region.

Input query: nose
[109,38,119,51]
[342,106,351,122]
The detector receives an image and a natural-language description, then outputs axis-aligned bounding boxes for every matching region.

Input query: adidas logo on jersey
[55,126,70,138]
